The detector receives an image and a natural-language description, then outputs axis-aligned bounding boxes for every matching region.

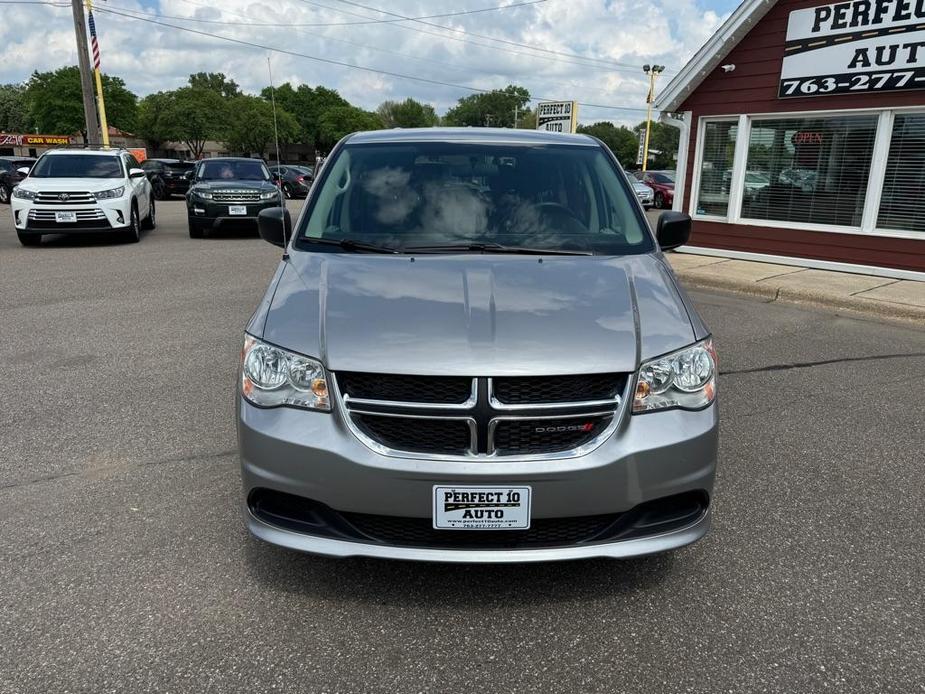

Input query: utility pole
[642,64,665,173]
[513,104,519,129]
[71,0,99,143]
[485,114,493,127]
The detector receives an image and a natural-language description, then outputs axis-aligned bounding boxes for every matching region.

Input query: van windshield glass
[30,154,123,178]
[298,142,653,255]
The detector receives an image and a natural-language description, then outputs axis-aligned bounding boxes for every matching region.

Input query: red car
[635,170,675,209]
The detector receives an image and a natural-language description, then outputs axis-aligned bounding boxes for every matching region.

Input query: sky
[1,0,740,126]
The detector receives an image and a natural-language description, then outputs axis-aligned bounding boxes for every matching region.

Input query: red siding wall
[679,0,925,272]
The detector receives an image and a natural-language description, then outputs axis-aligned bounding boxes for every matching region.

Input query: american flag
[87,9,101,70]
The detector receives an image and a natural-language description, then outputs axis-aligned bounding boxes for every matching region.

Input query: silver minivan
[237,128,718,563]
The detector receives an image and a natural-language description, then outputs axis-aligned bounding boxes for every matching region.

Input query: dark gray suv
[237,128,718,563]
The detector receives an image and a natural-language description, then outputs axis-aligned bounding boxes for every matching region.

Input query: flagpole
[86,0,110,147]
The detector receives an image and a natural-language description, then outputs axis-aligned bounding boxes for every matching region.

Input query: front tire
[283,183,293,199]
[0,184,10,204]
[17,231,41,246]
[142,197,156,230]
[123,205,141,243]
[655,192,665,209]
[188,218,204,238]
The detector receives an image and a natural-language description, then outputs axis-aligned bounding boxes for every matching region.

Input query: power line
[327,0,675,73]
[85,0,549,29]
[92,5,650,113]
[295,0,643,75]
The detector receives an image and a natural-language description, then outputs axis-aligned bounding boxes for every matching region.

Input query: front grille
[34,191,96,205]
[338,372,473,404]
[212,190,261,202]
[249,489,710,551]
[28,209,106,221]
[337,373,626,459]
[492,415,613,456]
[492,374,625,405]
[353,414,473,455]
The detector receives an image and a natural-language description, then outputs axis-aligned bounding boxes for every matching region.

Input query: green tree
[577,122,638,165]
[163,87,228,159]
[135,91,175,150]
[636,121,680,170]
[0,83,31,132]
[261,83,351,151]
[443,85,530,128]
[376,98,438,129]
[188,72,240,99]
[24,66,137,138]
[318,106,383,149]
[224,95,299,156]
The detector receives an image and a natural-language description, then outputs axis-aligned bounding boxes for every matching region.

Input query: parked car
[268,165,314,199]
[630,177,654,209]
[141,158,195,199]
[10,148,154,246]
[0,156,36,204]
[239,128,718,563]
[635,170,676,209]
[186,158,281,238]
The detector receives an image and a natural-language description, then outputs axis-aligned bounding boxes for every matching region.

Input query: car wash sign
[779,0,925,98]
[536,101,578,133]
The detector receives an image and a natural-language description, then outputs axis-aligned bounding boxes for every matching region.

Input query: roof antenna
[266,54,289,259]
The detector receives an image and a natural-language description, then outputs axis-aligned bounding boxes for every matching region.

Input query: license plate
[55,211,77,223]
[228,205,247,216]
[433,486,531,530]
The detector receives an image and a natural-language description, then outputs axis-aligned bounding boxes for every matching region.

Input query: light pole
[642,64,665,173]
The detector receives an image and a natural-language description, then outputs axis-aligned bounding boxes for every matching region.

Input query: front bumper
[11,198,131,233]
[188,199,280,228]
[238,396,718,562]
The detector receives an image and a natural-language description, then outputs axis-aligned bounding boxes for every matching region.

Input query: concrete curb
[669,261,925,325]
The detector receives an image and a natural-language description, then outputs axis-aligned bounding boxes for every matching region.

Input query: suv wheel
[655,192,665,209]
[17,231,41,246]
[0,184,10,204]
[142,197,156,230]
[283,183,293,199]
[188,218,205,239]
[124,205,141,243]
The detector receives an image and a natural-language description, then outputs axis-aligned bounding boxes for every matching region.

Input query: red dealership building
[657,0,925,278]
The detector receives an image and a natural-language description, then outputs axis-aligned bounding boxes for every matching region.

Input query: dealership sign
[536,101,578,133]
[0,133,73,146]
[779,0,925,98]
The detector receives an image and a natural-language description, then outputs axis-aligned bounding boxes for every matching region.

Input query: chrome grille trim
[342,378,478,410]
[487,377,622,411]
[34,191,96,205]
[28,208,106,220]
[334,374,627,462]
[212,190,261,202]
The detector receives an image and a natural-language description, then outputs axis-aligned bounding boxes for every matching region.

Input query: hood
[18,177,123,192]
[193,180,276,191]
[261,253,697,377]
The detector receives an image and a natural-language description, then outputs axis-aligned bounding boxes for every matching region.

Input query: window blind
[878,114,925,234]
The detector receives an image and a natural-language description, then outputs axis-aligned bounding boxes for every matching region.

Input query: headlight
[260,190,280,200]
[194,190,213,199]
[633,338,717,414]
[94,186,125,200]
[12,187,36,200]
[241,334,330,411]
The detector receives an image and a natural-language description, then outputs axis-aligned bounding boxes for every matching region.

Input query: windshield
[165,162,194,173]
[197,160,269,181]
[650,172,675,184]
[30,154,123,178]
[298,142,653,255]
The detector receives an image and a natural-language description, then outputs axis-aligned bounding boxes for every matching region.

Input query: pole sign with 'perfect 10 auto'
[779,0,925,98]
[536,101,578,133]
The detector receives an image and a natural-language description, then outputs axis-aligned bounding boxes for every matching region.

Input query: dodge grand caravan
[238,128,718,563]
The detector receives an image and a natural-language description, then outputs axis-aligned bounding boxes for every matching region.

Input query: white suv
[10,148,155,246]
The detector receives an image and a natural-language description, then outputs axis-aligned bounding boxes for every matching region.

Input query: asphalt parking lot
[2,200,924,694]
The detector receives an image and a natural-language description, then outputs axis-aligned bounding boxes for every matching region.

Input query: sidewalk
[666,252,925,324]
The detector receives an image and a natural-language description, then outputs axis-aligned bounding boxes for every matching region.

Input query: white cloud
[0,0,728,126]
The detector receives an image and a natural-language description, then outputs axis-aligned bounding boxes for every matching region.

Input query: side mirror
[185,171,195,181]
[656,211,692,251]
[258,207,292,248]
[129,168,146,178]
[17,167,30,176]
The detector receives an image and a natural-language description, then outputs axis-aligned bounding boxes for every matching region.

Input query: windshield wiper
[403,242,592,256]
[302,237,399,254]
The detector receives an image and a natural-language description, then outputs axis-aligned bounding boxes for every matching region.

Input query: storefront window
[695,120,737,217]
[878,114,925,234]
[740,115,877,228]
